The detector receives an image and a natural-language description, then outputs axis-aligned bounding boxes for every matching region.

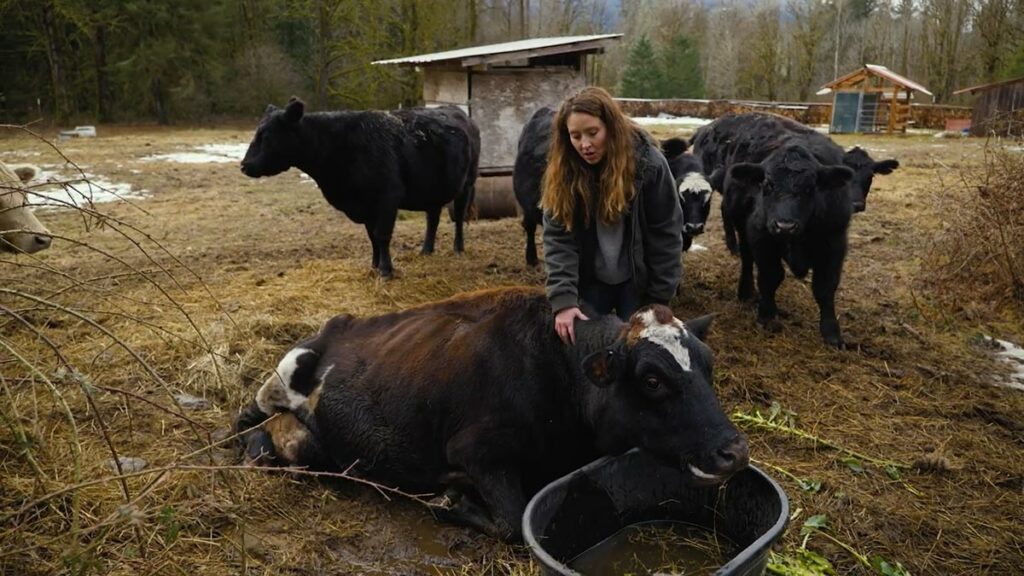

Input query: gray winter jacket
[543,136,683,313]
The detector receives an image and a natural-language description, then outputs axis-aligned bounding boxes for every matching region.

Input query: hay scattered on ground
[1,124,1022,575]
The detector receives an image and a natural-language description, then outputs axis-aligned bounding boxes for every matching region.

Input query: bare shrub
[926,142,1024,313]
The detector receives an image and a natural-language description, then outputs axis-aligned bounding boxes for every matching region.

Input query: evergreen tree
[659,34,704,99]
[620,35,663,98]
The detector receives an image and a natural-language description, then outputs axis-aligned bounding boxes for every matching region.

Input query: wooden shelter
[374,34,622,176]
[952,76,1024,137]
[817,64,933,134]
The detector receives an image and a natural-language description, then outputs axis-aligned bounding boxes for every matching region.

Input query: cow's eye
[645,376,661,391]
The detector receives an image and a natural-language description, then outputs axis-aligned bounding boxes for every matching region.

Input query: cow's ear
[684,314,715,342]
[873,159,899,174]
[816,165,854,189]
[284,98,305,123]
[708,166,726,192]
[582,349,624,388]
[661,137,689,159]
[729,163,765,186]
[264,104,279,116]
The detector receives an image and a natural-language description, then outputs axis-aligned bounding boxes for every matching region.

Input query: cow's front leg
[364,223,380,270]
[811,248,846,348]
[430,487,500,537]
[446,425,526,542]
[737,230,755,301]
[422,207,441,255]
[460,465,526,542]
[755,244,785,332]
[373,206,400,279]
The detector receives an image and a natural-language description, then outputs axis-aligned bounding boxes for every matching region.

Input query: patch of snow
[984,336,1024,391]
[142,143,248,164]
[631,115,712,127]
[1005,146,1024,153]
[688,243,708,252]
[0,150,41,158]
[23,165,147,209]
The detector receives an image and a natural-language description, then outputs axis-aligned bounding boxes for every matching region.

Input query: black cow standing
[722,143,855,348]
[690,112,898,213]
[241,97,481,278]
[512,106,554,267]
[236,287,748,542]
[661,137,713,252]
[512,109,711,266]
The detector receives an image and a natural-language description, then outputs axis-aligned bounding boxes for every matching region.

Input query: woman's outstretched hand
[554,307,589,345]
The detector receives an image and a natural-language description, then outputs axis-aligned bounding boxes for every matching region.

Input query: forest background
[0,0,1021,125]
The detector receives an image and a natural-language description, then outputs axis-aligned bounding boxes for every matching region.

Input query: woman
[542,87,683,344]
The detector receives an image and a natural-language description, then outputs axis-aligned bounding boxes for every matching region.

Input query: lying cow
[512,109,709,266]
[236,287,748,542]
[241,97,480,278]
[722,143,854,348]
[690,112,898,213]
[661,137,712,251]
[0,162,51,254]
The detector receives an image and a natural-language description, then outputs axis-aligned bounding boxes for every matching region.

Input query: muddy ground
[1,123,1022,575]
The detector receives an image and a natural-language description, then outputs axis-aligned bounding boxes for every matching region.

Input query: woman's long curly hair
[541,87,641,232]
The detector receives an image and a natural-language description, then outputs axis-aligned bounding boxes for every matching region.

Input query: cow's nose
[852,202,866,212]
[712,435,750,475]
[34,234,51,250]
[240,163,249,175]
[773,220,798,233]
[684,222,705,234]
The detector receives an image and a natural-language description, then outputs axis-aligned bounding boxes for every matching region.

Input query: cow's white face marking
[256,347,315,414]
[636,310,691,372]
[678,172,713,205]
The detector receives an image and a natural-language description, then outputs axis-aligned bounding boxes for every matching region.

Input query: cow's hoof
[243,430,278,466]
[759,318,783,333]
[825,336,849,350]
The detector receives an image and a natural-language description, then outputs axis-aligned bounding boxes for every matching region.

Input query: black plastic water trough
[523,448,789,576]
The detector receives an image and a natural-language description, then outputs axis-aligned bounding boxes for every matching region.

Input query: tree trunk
[38,2,69,124]
[468,0,477,43]
[520,0,527,38]
[94,23,113,122]
[152,77,169,125]
[315,0,331,109]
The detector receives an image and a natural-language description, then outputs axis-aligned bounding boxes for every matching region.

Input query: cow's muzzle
[683,222,705,236]
[769,220,801,235]
[686,434,750,487]
[852,201,866,213]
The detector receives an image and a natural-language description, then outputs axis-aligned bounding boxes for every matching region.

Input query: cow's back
[312,287,575,487]
[392,107,477,210]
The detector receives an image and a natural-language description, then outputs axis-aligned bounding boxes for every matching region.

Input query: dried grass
[1,125,1021,575]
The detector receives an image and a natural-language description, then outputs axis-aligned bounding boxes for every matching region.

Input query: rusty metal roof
[953,75,1024,96]
[372,34,623,67]
[818,64,933,97]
